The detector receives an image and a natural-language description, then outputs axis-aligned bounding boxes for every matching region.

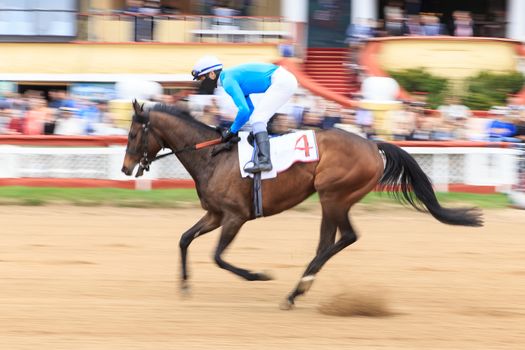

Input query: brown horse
[121,101,482,309]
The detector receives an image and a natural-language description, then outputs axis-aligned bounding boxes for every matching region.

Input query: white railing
[0,143,521,192]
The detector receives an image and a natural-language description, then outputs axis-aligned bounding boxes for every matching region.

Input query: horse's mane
[151,103,218,133]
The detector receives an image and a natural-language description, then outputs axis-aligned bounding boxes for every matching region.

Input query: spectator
[405,15,423,36]
[321,103,342,129]
[288,94,306,129]
[355,106,374,137]
[384,1,405,36]
[453,11,473,37]
[438,96,471,123]
[431,116,454,140]
[78,99,101,134]
[48,90,70,109]
[160,0,181,14]
[346,17,375,45]
[140,0,161,15]
[125,0,143,13]
[54,107,86,135]
[235,0,253,17]
[404,103,432,141]
[407,115,433,141]
[346,18,375,66]
[5,109,24,134]
[200,105,221,126]
[334,109,365,138]
[388,101,417,140]
[311,96,327,117]
[43,108,57,135]
[268,113,291,134]
[422,14,442,36]
[0,108,11,133]
[450,115,470,140]
[212,1,238,28]
[301,109,323,130]
[23,97,47,135]
[487,108,525,142]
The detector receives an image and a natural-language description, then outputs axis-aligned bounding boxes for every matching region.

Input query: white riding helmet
[191,55,223,80]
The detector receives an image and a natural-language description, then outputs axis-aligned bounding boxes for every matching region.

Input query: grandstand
[0,0,523,198]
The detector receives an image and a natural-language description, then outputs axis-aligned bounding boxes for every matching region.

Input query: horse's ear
[132,99,141,115]
[140,103,145,112]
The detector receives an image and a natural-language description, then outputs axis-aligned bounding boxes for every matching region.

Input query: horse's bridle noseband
[127,113,166,177]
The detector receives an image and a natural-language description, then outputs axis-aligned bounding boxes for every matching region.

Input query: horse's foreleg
[213,216,273,281]
[179,211,221,291]
[281,212,357,310]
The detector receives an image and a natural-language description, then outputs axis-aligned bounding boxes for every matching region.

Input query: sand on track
[1,205,525,349]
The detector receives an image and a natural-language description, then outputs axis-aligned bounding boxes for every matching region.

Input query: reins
[153,137,222,161]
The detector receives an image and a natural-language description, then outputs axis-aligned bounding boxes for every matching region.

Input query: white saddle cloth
[237,130,319,179]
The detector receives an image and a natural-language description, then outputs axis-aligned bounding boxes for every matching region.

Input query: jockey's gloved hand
[221,128,237,143]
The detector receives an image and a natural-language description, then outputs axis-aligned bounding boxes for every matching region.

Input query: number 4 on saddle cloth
[238,130,319,179]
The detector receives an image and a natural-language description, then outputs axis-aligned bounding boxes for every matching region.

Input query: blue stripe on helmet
[199,63,223,75]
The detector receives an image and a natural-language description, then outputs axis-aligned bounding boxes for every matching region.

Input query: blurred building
[0,0,523,102]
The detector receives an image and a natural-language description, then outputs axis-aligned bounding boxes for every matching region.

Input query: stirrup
[244,161,272,174]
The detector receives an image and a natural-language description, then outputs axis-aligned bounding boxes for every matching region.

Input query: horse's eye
[129,132,137,140]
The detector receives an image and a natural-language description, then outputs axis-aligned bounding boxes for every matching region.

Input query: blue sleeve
[245,95,254,114]
[223,77,252,133]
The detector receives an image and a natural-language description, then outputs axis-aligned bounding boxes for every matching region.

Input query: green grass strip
[0,187,511,209]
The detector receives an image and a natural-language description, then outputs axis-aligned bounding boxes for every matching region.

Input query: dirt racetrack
[1,205,525,349]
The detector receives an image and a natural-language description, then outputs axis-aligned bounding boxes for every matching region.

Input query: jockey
[192,56,298,173]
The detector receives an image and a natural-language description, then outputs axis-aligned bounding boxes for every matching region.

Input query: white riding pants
[250,66,298,134]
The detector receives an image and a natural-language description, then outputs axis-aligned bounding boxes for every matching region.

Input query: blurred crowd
[388,96,525,143]
[124,0,253,16]
[3,88,524,143]
[347,0,505,44]
[0,90,126,136]
[190,91,525,143]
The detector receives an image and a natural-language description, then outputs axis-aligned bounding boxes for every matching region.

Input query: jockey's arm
[223,78,252,133]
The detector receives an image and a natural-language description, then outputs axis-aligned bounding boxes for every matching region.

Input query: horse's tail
[376,142,483,227]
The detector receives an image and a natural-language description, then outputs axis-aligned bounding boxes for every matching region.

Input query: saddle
[241,129,319,218]
[211,119,319,219]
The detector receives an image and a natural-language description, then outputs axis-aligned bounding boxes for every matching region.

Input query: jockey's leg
[244,125,272,173]
[244,67,298,174]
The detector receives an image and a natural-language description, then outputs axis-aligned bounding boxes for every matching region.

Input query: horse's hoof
[279,298,295,311]
[254,270,274,281]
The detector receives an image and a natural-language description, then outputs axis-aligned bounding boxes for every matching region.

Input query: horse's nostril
[121,166,129,175]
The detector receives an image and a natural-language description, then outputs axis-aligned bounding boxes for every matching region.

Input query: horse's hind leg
[281,206,357,309]
[213,215,273,281]
[179,211,221,291]
[316,211,338,255]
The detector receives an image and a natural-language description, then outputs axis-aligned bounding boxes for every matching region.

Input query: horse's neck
[153,112,218,184]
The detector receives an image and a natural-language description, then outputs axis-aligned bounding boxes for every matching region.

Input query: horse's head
[121,100,163,177]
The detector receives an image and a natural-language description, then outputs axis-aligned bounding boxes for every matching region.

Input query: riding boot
[245,131,273,173]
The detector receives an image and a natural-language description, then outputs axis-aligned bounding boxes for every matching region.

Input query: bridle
[126,112,222,177]
[125,113,167,176]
